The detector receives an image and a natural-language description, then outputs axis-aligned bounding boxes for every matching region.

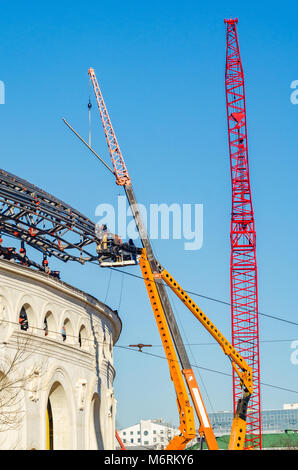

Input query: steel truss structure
[0,168,99,263]
[224,19,262,449]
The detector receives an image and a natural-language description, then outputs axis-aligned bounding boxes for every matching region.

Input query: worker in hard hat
[61,324,67,342]
[19,242,30,266]
[96,223,118,251]
[96,223,109,250]
[42,256,51,274]
[19,309,29,331]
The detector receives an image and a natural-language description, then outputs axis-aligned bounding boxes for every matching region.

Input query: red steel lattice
[224,18,262,449]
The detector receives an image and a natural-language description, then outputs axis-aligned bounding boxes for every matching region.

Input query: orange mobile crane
[64,68,253,451]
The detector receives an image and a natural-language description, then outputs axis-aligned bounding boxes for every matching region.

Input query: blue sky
[0,0,298,429]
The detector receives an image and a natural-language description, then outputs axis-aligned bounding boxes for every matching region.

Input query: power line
[3,260,296,397]
[117,271,124,311]
[6,315,298,397]
[115,344,298,396]
[104,265,298,327]
[149,339,297,347]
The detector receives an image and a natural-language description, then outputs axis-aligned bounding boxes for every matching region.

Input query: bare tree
[0,333,44,432]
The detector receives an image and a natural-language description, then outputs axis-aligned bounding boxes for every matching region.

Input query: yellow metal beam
[139,250,196,448]
[161,269,253,395]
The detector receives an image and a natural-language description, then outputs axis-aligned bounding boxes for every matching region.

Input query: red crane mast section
[224,18,262,449]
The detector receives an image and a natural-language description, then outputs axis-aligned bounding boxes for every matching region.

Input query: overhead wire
[115,344,298,396]
[149,338,297,347]
[1,204,296,401]
[104,268,112,304]
[117,271,124,312]
[96,263,298,328]
[2,207,294,329]
[4,315,298,396]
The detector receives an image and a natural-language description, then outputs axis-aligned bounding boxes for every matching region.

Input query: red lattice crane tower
[224,18,262,449]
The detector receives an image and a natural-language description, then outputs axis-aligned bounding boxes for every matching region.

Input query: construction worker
[96,224,112,250]
[95,223,107,250]
[43,317,48,336]
[4,247,16,261]
[19,242,30,266]
[42,256,51,274]
[50,270,60,279]
[113,234,123,262]
[19,308,29,331]
[102,224,109,250]
[61,324,66,342]
[129,238,137,262]
[114,234,122,245]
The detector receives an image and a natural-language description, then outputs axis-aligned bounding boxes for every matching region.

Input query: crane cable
[88,78,92,147]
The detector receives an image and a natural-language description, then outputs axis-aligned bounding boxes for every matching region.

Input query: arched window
[19,303,34,332]
[46,399,53,450]
[89,394,103,449]
[47,382,71,449]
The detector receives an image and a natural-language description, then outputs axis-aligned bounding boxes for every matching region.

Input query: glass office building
[208,405,298,435]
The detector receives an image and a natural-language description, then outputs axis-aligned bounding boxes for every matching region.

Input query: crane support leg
[182,369,219,449]
[139,250,196,449]
[228,394,250,450]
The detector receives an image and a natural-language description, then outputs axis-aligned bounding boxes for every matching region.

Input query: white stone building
[0,258,121,450]
[117,419,181,449]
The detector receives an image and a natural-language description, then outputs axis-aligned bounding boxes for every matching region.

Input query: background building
[117,405,298,449]
[209,404,298,436]
[117,419,182,449]
[0,258,121,449]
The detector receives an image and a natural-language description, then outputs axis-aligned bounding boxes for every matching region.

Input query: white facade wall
[0,258,121,450]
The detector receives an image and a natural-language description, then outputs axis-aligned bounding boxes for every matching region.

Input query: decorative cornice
[0,259,122,343]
